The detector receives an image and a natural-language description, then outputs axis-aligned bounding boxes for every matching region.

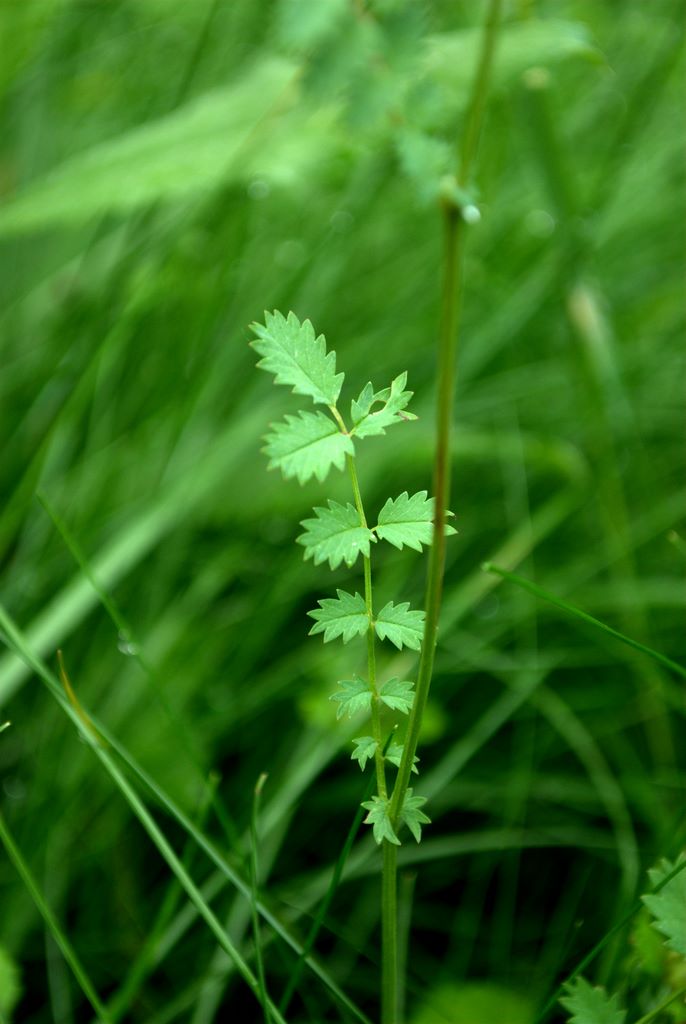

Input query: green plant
[250,309,454,1014]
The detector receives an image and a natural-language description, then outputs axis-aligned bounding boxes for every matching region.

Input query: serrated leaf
[401,790,430,843]
[379,678,415,714]
[351,735,377,771]
[251,310,344,406]
[264,410,353,484]
[642,855,686,955]
[376,490,456,552]
[350,373,417,438]
[308,590,369,643]
[330,676,372,720]
[361,795,400,846]
[375,601,425,650]
[386,742,419,774]
[297,500,375,570]
[559,977,626,1024]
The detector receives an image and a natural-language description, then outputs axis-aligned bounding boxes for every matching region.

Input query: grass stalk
[250,772,272,1024]
[482,563,686,680]
[384,2,502,1019]
[0,811,112,1023]
[0,601,372,1024]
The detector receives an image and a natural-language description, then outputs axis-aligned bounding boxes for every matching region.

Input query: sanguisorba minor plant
[250,310,455,996]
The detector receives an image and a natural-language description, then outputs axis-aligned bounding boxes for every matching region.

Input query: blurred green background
[0,1,684,1021]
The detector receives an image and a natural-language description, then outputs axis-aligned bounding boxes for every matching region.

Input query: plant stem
[346,451,387,800]
[389,0,502,828]
[381,842,398,1023]
[250,772,272,1024]
[384,2,503,1020]
[632,987,686,1024]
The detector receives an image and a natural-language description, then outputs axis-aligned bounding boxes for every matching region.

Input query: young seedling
[250,309,455,847]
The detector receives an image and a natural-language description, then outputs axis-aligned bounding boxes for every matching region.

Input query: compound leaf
[386,742,419,774]
[350,373,417,438]
[375,601,425,650]
[361,795,400,846]
[351,735,377,771]
[264,410,353,484]
[559,977,626,1024]
[308,590,369,643]
[401,790,430,843]
[297,501,375,570]
[376,490,456,552]
[379,678,415,714]
[251,310,344,406]
[642,855,686,955]
[330,677,372,720]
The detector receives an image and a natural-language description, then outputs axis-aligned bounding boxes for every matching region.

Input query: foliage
[0,0,683,1021]
[642,856,686,956]
[252,309,441,846]
[560,977,626,1024]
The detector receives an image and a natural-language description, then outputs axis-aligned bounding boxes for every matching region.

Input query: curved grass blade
[280,771,375,1015]
[0,812,112,1023]
[483,563,686,679]
[250,773,272,1024]
[534,854,686,1023]
[0,603,371,1024]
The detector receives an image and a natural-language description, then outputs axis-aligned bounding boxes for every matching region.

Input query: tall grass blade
[483,563,686,679]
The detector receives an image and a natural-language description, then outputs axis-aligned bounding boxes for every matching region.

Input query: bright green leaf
[351,735,377,771]
[559,977,626,1024]
[376,490,456,552]
[379,678,415,714]
[386,742,419,774]
[642,855,686,955]
[361,795,400,846]
[330,677,372,720]
[251,310,344,406]
[350,373,417,438]
[308,590,369,643]
[401,790,430,843]
[264,410,353,484]
[375,601,425,650]
[297,500,374,569]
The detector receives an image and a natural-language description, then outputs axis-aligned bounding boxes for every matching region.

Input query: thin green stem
[389,0,502,828]
[631,987,686,1024]
[250,773,272,1024]
[279,773,374,1014]
[346,451,387,800]
[381,842,398,1024]
[384,4,502,1021]
[0,811,112,1023]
